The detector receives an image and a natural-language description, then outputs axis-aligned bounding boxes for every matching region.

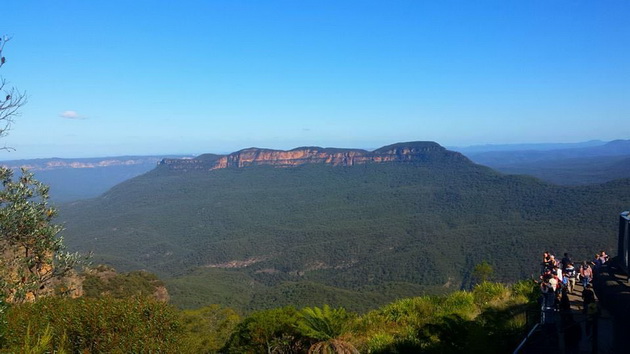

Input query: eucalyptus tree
[0,35,26,148]
[0,168,84,302]
[0,37,84,303]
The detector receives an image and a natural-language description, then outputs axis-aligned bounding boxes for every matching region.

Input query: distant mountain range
[2,139,628,204]
[0,155,190,202]
[463,139,630,163]
[450,140,607,154]
[463,139,630,185]
[57,141,630,311]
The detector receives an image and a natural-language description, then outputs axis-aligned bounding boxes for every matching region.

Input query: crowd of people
[537,250,609,351]
[539,250,608,297]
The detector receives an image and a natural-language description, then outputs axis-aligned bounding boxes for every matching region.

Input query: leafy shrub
[511,279,539,303]
[18,324,56,354]
[178,304,240,353]
[432,291,477,318]
[297,305,354,340]
[4,296,181,353]
[223,306,304,353]
[0,168,85,303]
[472,282,510,307]
[356,281,534,353]
[364,332,395,353]
[297,305,358,353]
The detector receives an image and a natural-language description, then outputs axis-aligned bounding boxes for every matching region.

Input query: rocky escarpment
[159,141,470,171]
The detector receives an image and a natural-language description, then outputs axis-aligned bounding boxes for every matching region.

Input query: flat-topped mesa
[159,141,469,171]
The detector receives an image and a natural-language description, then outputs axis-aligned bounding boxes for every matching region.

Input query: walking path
[562,282,613,353]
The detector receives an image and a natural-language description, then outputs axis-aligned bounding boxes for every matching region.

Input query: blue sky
[1,1,629,159]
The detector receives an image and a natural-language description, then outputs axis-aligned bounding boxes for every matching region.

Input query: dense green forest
[58,143,630,310]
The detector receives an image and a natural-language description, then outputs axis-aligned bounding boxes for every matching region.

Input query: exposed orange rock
[160,141,469,171]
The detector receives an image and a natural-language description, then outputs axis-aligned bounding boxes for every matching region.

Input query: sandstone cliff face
[160,141,468,171]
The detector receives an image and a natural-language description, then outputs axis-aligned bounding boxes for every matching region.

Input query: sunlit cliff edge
[159,141,471,171]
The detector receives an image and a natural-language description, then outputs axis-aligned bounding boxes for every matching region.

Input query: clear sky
[1,1,628,159]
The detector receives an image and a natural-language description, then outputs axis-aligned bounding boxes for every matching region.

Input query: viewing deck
[516,275,615,354]
[516,211,630,353]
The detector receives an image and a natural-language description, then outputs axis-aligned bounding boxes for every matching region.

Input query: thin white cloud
[59,110,87,120]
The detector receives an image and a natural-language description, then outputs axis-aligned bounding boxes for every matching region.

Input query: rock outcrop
[160,141,469,171]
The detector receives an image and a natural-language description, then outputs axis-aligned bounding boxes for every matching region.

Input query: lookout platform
[516,262,628,354]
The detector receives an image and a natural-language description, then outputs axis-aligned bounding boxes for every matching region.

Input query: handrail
[512,323,539,354]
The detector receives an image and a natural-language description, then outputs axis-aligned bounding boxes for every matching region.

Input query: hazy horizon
[2,1,628,159]
[0,138,618,161]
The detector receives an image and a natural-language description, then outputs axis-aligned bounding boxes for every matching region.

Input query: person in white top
[549,275,559,292]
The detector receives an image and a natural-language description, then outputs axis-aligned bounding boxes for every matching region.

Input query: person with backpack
[580,261,593,288]
[561,252,572,272]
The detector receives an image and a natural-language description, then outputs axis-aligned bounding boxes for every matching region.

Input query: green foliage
[351,281,533,353]
[82,267,164,299]
[472,261,494,285]
[0,168,85,303]
[169,266,448,313]
[510,279,539,303]
[297,305,358,354]
[223,306,304,353]
[472,282,510,307]
[178,304,240,353]
[297,305,353,341]
[19,324,58,354]
[0,280,535,353]
[165,268,261,310]
[3,296,181,353]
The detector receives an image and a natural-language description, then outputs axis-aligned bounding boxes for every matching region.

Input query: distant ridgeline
[158,142,468,171]
[59,141,630,311]
[0,155,188,202]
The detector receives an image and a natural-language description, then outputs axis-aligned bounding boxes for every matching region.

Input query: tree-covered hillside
[58,142,630,310]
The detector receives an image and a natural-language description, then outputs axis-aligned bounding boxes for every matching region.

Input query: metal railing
[617,211,630,275]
